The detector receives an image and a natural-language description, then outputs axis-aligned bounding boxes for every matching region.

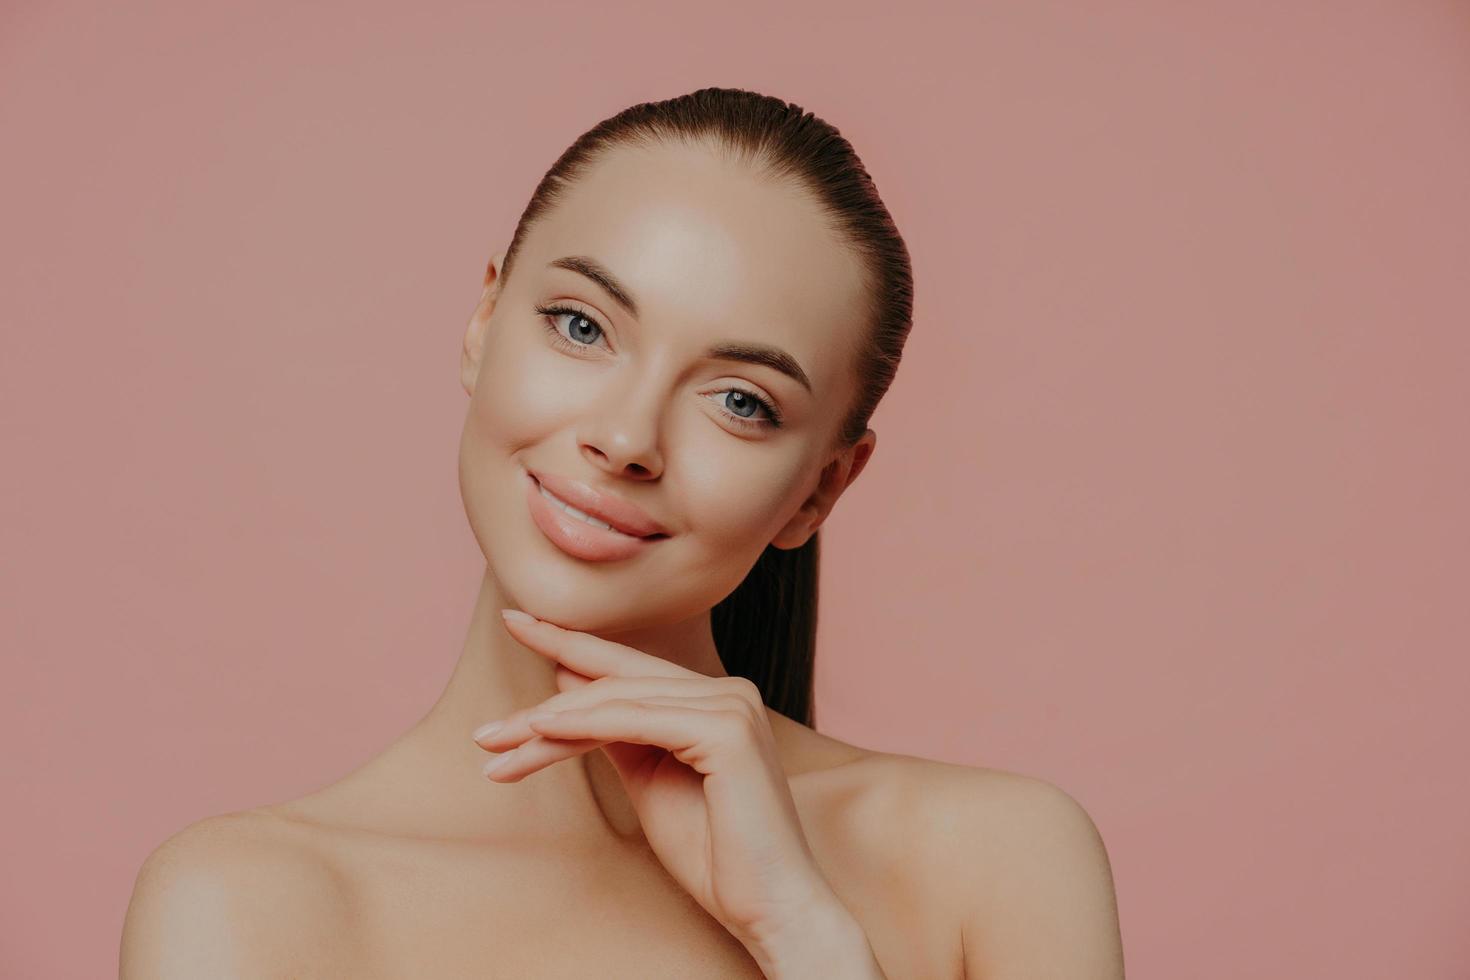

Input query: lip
[523,467,670,563]
[528,468,670,538]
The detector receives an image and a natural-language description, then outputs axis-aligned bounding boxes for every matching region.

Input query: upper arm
[922,767,1125,979]
[119,813,338,979]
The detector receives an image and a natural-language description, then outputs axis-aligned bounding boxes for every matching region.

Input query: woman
[121,87,1125,978]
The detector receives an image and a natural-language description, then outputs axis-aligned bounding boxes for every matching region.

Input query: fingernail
[472,720,503,741]
[501,608,535,624]
[482,751,513,776]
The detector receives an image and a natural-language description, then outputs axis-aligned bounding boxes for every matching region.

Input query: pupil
[729,392,754,417]
[570,317,598,343]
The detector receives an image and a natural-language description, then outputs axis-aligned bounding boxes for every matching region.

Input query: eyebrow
[548,255,814,394]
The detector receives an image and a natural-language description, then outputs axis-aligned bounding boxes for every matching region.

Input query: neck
[272,567,831,844]
[340,568,731,841]
[432,566,732,729]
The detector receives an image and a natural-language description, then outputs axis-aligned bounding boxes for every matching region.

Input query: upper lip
[528,468,670,538]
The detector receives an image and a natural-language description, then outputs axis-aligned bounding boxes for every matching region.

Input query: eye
[536,301,785,433]
[705,387,784,431]
[535,303,609,355]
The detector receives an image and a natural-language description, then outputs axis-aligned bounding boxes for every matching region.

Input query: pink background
[3,1,1467,976]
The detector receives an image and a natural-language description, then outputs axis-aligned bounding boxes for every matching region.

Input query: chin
[490,554,729,636]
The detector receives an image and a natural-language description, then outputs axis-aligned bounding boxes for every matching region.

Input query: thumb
[554,663,594,694]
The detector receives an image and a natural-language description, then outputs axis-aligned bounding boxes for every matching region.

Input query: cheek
[679,457,807,550]
[469,331,582,446]
[458,327,564,545]
[639,457,809,623]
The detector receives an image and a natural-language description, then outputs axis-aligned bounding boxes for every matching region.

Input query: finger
[483,695,763,783]
[525,698,756,776]
[499,610,694,681]
[554,662,595,694]
[481,733,607,782]
[473,677,758,751]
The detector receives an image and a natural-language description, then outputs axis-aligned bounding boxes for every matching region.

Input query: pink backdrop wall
[3,1,1466,976]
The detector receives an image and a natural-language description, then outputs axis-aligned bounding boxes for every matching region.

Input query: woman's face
[458,141,876,632]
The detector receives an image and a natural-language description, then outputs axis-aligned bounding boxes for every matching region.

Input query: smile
[522,468,668,563]
[537,481,635,536]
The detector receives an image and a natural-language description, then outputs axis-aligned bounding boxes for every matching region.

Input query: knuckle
[723,675,763,703]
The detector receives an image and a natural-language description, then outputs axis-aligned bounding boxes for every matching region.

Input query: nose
[575,372,666,480]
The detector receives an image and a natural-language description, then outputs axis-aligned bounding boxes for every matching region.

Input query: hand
[470,608,846,956]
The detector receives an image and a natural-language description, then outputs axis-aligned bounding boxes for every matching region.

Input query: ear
[461,249,508,397]
[771,428,878,550]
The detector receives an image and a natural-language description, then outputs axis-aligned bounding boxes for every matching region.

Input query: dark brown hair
[497,87,913,729]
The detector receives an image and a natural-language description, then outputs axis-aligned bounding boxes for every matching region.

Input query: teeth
[539,483,624,534]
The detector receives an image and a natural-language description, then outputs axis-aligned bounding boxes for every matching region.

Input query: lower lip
[524,468,663,562]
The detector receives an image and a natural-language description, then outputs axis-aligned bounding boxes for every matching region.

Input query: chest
[288,830,959,979]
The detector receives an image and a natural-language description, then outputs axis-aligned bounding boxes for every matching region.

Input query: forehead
[521,141,869,399]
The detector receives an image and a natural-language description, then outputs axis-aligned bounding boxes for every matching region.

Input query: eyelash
[533,303,786,430]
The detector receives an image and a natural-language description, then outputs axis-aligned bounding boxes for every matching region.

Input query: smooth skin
[120,140,1125,978]
[482,608,884,977]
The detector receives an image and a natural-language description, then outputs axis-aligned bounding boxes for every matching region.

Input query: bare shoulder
[799,731,1099,845]
[848,749,1125,978]
[120,808,352,978]
[853,750,1108,849]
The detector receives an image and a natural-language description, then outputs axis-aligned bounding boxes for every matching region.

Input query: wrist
[742,891,884,979]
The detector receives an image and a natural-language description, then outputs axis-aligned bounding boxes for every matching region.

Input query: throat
[581,750,645,841]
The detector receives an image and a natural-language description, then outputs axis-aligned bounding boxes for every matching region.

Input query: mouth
[532,474,670,541]
[521,467,672,565]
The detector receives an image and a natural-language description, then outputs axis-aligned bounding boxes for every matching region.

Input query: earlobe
[769,462,838,551]
[462,251,509,396]
[769,430,878,550]
[770,508,816,551]
[461,288,498,397]
[460,318,485,397]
